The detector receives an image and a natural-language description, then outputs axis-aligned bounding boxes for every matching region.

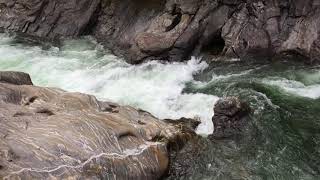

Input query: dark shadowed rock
[164,97,251,180]
[0,0,100,39]
[1,0,320,63]
[0,71,197,179]
[221,0,320,63]
[0,71,33,85]
[94,0,320,63]
[210,97,251,139]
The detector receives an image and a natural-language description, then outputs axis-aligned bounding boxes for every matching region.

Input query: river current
[0,34,319,179]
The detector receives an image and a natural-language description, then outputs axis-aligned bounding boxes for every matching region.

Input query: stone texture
[210,97,251,139]
[1,0,320,63]
[0,72,198,179]
[94,0,320,63]
[221,0,320,63]
[0,71,33,85]
[0,0,100,39]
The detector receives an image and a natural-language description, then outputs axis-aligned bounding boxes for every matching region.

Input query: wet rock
[1,0,320,63]
[165,97,251,179]
[0,71,33,85]
[0,71,197,179]
[164,135,207,180]
[210,97,251,139]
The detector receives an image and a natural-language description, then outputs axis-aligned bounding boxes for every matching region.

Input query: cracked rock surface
[0,0,319,62]
[0,71,197,179]
[0,0,100,39]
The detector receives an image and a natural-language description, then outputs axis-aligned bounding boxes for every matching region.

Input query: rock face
[0,0,100,39]
[0,71,33,85]
[210,97,251,139]
[0,0,320,63]
[0,72,197,179]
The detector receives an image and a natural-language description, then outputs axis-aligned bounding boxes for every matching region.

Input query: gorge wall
[0,0,319,63]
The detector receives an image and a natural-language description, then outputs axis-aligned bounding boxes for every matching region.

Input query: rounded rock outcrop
[210,97,251,139]
[0,71,197,179]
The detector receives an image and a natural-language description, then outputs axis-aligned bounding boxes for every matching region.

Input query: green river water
[0,34,319,179]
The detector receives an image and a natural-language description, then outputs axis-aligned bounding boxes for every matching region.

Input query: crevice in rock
[24,96,38,106]
[165,4,183,32]
[166,13,182,32]
[243,39,248,49]
[13,112,33,117]
[117,131,138,140]
[200,30,225,56]
[82,0,102,35]
[137,120,146,125]
[35,108,55,116]
[138,109,156,118]
[101,104,119,113]
[25,121,29,130]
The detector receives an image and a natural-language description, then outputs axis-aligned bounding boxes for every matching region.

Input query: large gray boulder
[210,97,251,139]
[0,72,198,179]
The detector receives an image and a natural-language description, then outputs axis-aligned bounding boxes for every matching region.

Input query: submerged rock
[165,97,251,180]
[210,97,251,139]
[0,72,198,179]
[1,0,320,63]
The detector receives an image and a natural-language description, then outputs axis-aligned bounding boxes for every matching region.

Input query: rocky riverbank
[0,0,319,63]
[0,71,252,179]
[0,71,200,179]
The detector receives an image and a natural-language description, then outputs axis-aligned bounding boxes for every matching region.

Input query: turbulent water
[0,34,218,135]
[1,33,320,179]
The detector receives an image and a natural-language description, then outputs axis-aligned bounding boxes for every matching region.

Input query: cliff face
[0,0,319,63]
[0,71,198,179]
[0,0,100,39]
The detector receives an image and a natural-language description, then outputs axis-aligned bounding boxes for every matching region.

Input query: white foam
[263,78,320,99]
[0,34,219,135]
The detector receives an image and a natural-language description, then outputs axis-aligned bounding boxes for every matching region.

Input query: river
[0,33,319,179]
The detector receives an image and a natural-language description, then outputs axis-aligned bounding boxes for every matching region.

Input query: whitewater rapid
[1,33,320,135]
[263,77,320,99]
[0,34,218,135]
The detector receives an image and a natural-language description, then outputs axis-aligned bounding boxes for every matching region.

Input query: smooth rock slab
[0,72,195,179]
